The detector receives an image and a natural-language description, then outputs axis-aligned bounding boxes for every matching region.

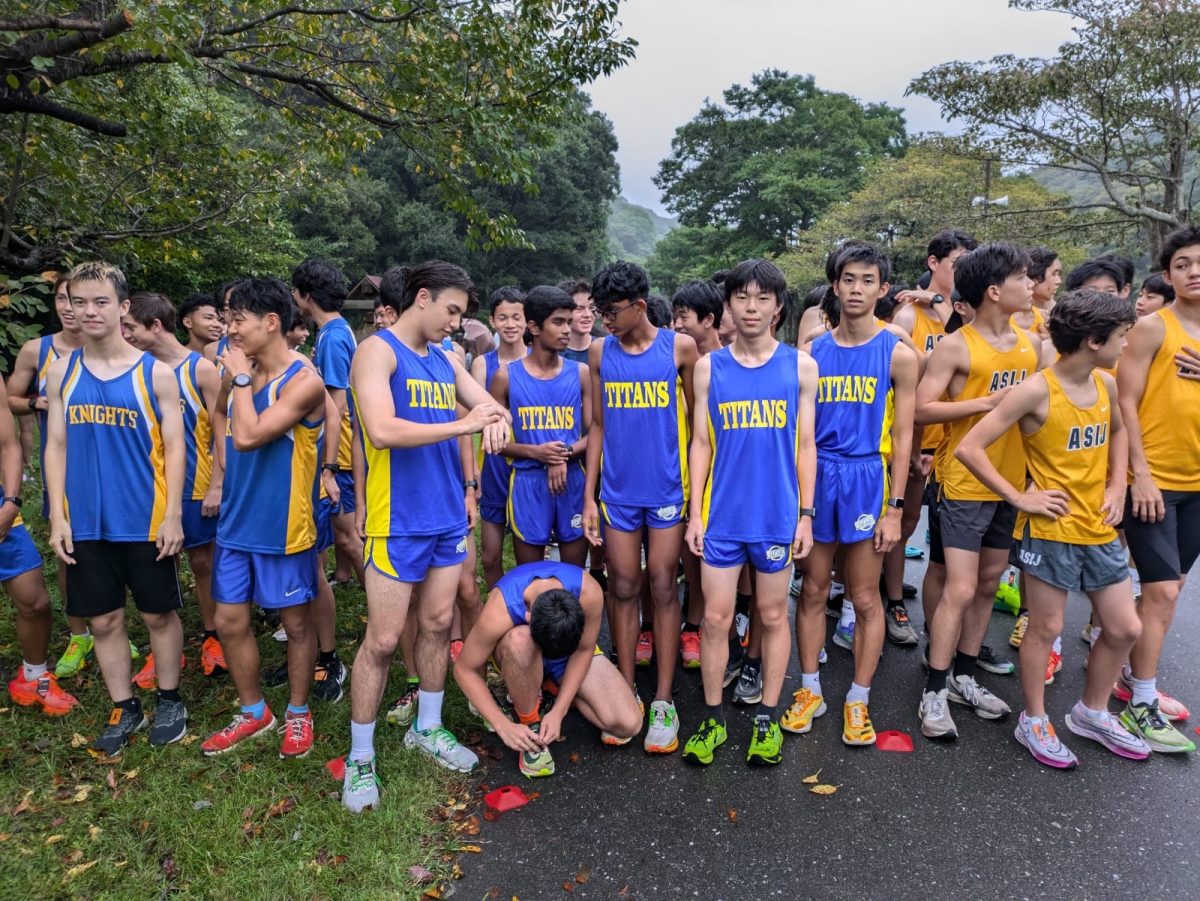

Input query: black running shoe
[93,705,148,756]
[312,658,347,703]
[149,698,188,746]
[903,582,918,600]
[262,660,290,687]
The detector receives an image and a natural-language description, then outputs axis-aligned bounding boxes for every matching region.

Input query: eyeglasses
[597,301,635,322]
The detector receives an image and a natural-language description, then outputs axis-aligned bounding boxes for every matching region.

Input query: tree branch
[0,92,125,136]
[8,8,134,64]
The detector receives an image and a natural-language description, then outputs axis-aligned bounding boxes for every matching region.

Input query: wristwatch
[799,507,817,519]
[27,396,37,410]
[231,373,252,389]
[463,479,479,490]
[930,294,945,306]
[321,463,339,473]
[3,496,20,508]
[887,497,905,509]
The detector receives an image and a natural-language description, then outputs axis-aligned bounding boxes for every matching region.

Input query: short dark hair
[1065,257,1125,293]
[825,240,870,283]
[1026,246,1059,282]
[1095,253,1135,290]
[645,293,672,328]
[833,241,891,284]
[591,260,649,308]
[1141,272,1175,303]
[952,243,1031,308]
[672,280,723,328]
[400,260,477,313]
[724,258,788,306]
[556,279,591,298]
[179,292,216,325]
[1047,288,1137,355]
[214,279,242,311]
[291,258,348,313]
[819,288,840,329]
[228,277,294,332]
[927,228,978,262]
[127,291,176,333]
[377,266,409,316]
[488,285,526,312]
[1158,224,1200,272]
[528,588,585,659]
[523,285,575,329]
[875,283,906,322]
[802,284,827,313]
[288,304,310,333]
[710,270,729,286]
[67,261,129,302]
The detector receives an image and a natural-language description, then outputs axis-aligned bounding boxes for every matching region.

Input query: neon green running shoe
[746,715,784,766]
[1119,700,1196,754]
[681,717,727,765]
[519,723,555,778]
[54,633,94,678]
[994,579,1021,615]
[129,640,140,661]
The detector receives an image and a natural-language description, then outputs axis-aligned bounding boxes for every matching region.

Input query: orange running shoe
[201,706,277,756]
[1044,649,1063,685]
[449,639,464,663]
[200,635,227,677]
[7,671,80,716]
[133,652,188,690]
[278,710,314,759]
[635,630,653,667]
[680,630,701,669]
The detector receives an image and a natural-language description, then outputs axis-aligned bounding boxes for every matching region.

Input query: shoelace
[926,693,947,717]
[220,713,255,737]
[892,607,910,624]
[752,717,771,743]
[1030,719,1058,746]
[1140,701,1169,730]
[282,717,309,742]
[847,704,867,729]
[349,761,375,791]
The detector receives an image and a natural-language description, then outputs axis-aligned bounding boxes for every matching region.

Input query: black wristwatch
[231,373,252,389]
[887,497,905,509]
[930,294,945,306]
[799,507,816,519]
[321,463,339,473]
[463,479,478,490]
[27,396,37,411]
[3,496,20,508]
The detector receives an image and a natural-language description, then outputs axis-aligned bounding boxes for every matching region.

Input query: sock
[71,628,90,638]
[416,690,444,732]
[516,706,540,725]
[157,687,181,703]
[242,698,267,720]
[926,666,950,694]
[846,682,870,705]
[681,622,700,633]
[23,660,48,681]
[706,702,723,723]
[318,648,337,667]
[886,596,903,609]
[953,651,978,681]
[286,703,309,717]
[1017,607,1029,618]
[116,696,141,714]
[735,592,751,616]
[757,701,778,720]
[1051,635,1062,654]
[1076,702,1109,723]
[349,719,376,762]
[405,676,419,689]
[1130,675,1157,707]
[743,655,761,673]
[801,671,821,696]
[840,599,855,623]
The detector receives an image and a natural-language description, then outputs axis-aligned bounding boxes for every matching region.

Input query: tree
[0,2,634,272]
[644,225,755,296]
[909,0,1200,257]
[653,69,907,256]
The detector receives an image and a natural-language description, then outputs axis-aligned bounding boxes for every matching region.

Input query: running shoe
[327,574,356,589]
[918,688,957,740]
[1014,712,1077,769]
[832,618,855,652]
[635,630,653,667]
[1044,650,1063,685]
[133,653,187,691]
[149,698,188,746]
[602,694,642,746]
[1119,700,1196,754]
[312,657,347,703]
[746,715,783,766]
[682,717,727,765]
[732,661,763,705]
[788,574,802,598]
[1111,672,1190,721]
[948,673,1011,720]
[723,650,744,688]
[1064,703,1150,760]
[449,639,464,663]
[1080,621,1101,647]
[1130,568,1142,601]
[902,581,918,599]
[7,672,80,716]
[885,604,919,647]
[272,626,288,642]
[735,612,750,647]
[1009,612,1029,648]
[643,700,679,753]
[342,757,380,813]
[826,591,843,618]
[680,629,701,669]
[781,688,827,734]
[978,645,1015,675]
[54,633,94,678]
[404,725,479,772]
[386,681,420,727]
[262,659,289,687]
[842,701,877,746]
[279,710,314,759]
[818,646,828,665]
[519,722,555,777]
[93,705,148,756]
[994,579,1021,615]
[199,635,227,677]
[201,707,277,756]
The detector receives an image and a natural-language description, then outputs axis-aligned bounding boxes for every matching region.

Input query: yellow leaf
[72,785,92,803]
[180,735,198,746]
[45,834,65,844]
[70,733,89,749]
[456,844,482,853]
[114,860,128,869]
[123,769,139,781]
[801,769,822,785]
[88,825,101,841]
[0,833,10,842]
[810,784,838,796]
[64,860,98,879]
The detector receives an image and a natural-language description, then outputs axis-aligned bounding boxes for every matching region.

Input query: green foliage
[607,196,675,263]
[0,272,52,366]
[645,225,757,296]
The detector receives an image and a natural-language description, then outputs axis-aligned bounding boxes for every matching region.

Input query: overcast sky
[588,0,1078,215]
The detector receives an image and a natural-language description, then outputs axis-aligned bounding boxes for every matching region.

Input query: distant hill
[607,195,676,263]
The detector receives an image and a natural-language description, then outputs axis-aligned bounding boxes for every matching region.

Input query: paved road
[456,543,1199,900]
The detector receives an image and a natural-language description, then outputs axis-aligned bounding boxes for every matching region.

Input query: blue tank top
[499,561,585,670]
[175,353,213,502]
[702,344,801,541]
[35,336,61,514]
[598,328,688,509]
[218,360,323,554]
[810,329,899,459]
[479,349,513,497]
[506,358,584,472]
[353,330,466,537]
[61,350,168,542]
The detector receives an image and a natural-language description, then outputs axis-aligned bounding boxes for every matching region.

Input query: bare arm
[582,340,606,546]
[794,351,818,559]
[878,343,918,551]
[6,340,41,414]
[224,352,326,451]
[675,331,699,418]
[1101,373,1128,527]
[0,376,24,539]
[684,356,713,555]
[1116,314,1165,523]
[915,334,998,425]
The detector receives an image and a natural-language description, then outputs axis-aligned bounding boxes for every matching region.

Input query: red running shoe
[201,706,277,756]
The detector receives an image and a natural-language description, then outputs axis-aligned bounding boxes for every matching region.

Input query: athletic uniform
[938,325,1037,552]
[213,360,323,608]
[175,352,216,549]
[313,317,357,513]
[0,491,42,584]
[911,306,946,453]
[701,343,800,571]
[59,350,183,616]
[34,335,60,518]
[479,349,515,526]
[353,331,467,583]
[1123,307,1200,582]
[499,561,586,685]
[562,343,591,365]
[598,328,689,531]
[1012,371,1126,589]
[506,358,586,546]
[809,329,898,545]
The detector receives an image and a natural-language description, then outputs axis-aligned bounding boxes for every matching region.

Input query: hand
[464,487,478,529]
[793,517,813,560]
[481,418,510,455]
[537,709,565,746]
[1014,487,1070,519]
[50,519,75,565]
[30,396,48,412]
[875,507,901,553]
[321,469,341,508]
[895,288,936,307]
[583,500,603,547]
[354,506,366,540]
[201,482,222,518]
[1101,482,1126,527]
[496,719,542,753]
[0,501,17,541]
[920,452,934,478]
[532,441,570,466]
[1174,345,1200,380]
[463,402,506,437]
[156,514,185,560]
[218,345,252,379]
[1130,471,1165,523]
[984,385,1015,410]
[547,462,567,495]
[685,516,705,556]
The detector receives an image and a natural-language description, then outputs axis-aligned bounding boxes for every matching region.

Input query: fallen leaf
[457,844,483,853]
[192,800,212,811]
[88,825,101,840]
[461,815,480,836]
[122,769,139,781]
[487,889,500,899]
[72,785,92,803]
[726,808,738,824]
[482,808,498,821]
[561,883,574,894]
[0,707,8,713]
[64,859,98,879]
[575,864,591,884]
[422,889,443,900]
[526,791,540,801]
[451,863,464,879]
[114,860,127,868]
[70,733,89,749]
[139,820,149,836]
[409,865,435,884]
[0,833,10,842]
[45,834,65,845]
[238,762,255,773]
[801,769,822,785]
[568,752,580,764]
[51,816,66,826]
[266,796,298,819]
[179,735,198,746]
[87,750,121,764]
[66,849,84,864]
[618,885,631,897]
[13,791,34,816]
[810,784,838,796]
[105,770,117,791]
[161,855,179,880]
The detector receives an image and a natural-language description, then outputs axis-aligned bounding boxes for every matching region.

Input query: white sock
[1130,675,1157,707]
[416,690,444,732]
[1052,635,1062,654]
[846,682,870,704]
[348,719,376,762]
[23,660,48,681]
[840,599,856,623]
[1076,702,1108,723]
[801,671,821,696]
[71,629,90,638]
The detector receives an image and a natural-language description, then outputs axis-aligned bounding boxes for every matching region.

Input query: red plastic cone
[875,730,914,752]
[484,785,530,812]
[326,755,346,781]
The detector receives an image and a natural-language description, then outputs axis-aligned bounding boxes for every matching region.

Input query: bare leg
[332,511,365,584]
[646,523,684,702]
[480,520,506,590]
[349,570,414,724]
[311,568,338,654]
[494,627,544,717]
[412,564,462,695]
[279,604,317,708]
[753,566,792,708]
[1017,574,1064,718]
[188,543,217,632]
[603,528,644,690]
[91,609,134,702]
[956,547,1010,655]
[215,603,263,704]
[844,540,884,688]
[883,472,925,601]
[798,543,838,672]
[1128,578,1183,681]
[572,656,641,737]
[1085,579,1142,710]
[7,568,51,666]
[698,563,739,706]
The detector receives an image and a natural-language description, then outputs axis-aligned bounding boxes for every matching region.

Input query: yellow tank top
[1133,306,1200,490]
[1015,370,1115,544]
[940,324,1037,501]
[912,306,947,451]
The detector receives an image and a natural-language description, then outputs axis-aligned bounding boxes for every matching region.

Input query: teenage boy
[915,243,1044,740]
[199,279,326,760]
[1113,224,1200,753]
[454,562,641,777]
[471,286,527,590]
[489,286,590,567]
[957,289,1150,766]
[789,244,917,745]
[342,261,511,812]
[682,259,817,766]
[1011,247,1061,335]
[179,293,225,353]
[122,293,226,679]
[1064,258,1124,296]
[45,262,188,756]
[583,261,700,755]
[1135,273,1174,318]
[374,292,400,331]
[558,279,597,364]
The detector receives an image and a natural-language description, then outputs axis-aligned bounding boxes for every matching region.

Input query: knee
[213,604,248,637]
[1101,614,1141,647]
[648,569,675,604]
[1026,615,1062,643]
[281,612,312,644]
[419,603,454,636]
[13,587,50,619]
[610,573,640,602]
[800,578,827,609]
[498,628,538,670]
[141,611,179,633]
[363,623,401,660]
[611,699,642,739]
[89,610,124,638]
[756,600,788,631]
